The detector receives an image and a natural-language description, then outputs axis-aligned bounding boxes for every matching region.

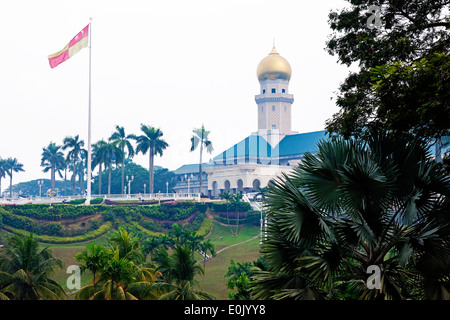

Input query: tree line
[0,123,214,198]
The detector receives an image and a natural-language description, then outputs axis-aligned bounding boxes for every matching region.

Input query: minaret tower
[255,42,294,145]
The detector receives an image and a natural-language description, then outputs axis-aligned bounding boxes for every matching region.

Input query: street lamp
[38,180,44,198]
[166,181,169,195]
[144,184,146,196]
[184,173,193,195]
[126,175,134,198]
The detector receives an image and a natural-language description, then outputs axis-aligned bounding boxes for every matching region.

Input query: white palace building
[173,44,327,197]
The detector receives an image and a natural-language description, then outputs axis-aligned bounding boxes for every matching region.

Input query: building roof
[173,163,214,175]
[276,130,327,157]
[213,130,327,165]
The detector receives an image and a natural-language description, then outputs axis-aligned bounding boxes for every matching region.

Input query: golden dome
[256,44,292,82]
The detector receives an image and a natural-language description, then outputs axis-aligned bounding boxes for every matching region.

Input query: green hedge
[2,204,104,221]
[195,218,212,237]
[2,222,112,244]
[209,201,252,213]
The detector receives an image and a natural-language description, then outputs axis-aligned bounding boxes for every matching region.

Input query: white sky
[0,0,353,184]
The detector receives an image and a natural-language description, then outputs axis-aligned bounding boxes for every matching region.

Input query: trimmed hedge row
[2,204,104,221]
[209,201,252,213]
[195,217,212,237]
[2,221,112,244]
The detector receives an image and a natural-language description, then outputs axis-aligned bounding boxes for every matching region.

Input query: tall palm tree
[0,233,66,300]
[62,135,86,196]
[109,125,136,195]
[103,141,122,196]
[134,124,168,194]
[4,157,24,198]
[92,140,108,195]
[41,142,65,194]
[253,132,450,300]
[0,158,6,198]
[190,124,213,196]
[153,245,215,300]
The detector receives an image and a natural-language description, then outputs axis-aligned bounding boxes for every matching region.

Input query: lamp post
[184,173,193,196]
[126,175,134,198]
[166,181,169,195]
[144,184,146,196]
[38,180,44,198]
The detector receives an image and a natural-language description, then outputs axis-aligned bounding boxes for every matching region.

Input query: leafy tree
[134,124,169,194]
[190,124,213,196]
[325,0,450,142]
[4,157,24,198]
[0,233,66,300]
[253,132,450,300]
[41,142,65,194]
[109,125,136,195]
[225,260,254,300]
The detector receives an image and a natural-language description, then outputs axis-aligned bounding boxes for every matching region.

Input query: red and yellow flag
[48,24,89,68]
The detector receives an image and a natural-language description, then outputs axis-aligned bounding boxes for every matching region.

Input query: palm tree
[108,229,144,264]
[134,124,168,194]
[62,135,86,196]
[109,125,136,195]
[92,140,108,195]
[74,242,107,291]
[153,245,215,300]
[103,141,122,196]
[0,158,6,198]
[252,132,450,300]
[4,157,24,198]
[190,124,213,196]
[0,233,66,300]
[76,234,161,300]
[41,142,65,194]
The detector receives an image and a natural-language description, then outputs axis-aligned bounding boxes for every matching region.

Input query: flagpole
[86,18,93,205]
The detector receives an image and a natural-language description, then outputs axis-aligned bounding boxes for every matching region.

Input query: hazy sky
[0,0,354,185]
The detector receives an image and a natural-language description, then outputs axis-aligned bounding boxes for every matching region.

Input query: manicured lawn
[195,221,262,299]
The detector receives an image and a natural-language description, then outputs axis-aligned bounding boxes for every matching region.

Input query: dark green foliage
[325,0,450,140]
[253,133,450,300]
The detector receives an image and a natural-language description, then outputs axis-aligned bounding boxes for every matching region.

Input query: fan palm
[4,157,24,198]
[62,135,86,196]
[41,142,65,194]
[109,125,136,195]
[134,124,168,194]
[253,132,450,300]
[190,124,213,196]
[0,233,66,300]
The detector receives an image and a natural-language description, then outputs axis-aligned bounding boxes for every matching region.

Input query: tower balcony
[254,93,294,104]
